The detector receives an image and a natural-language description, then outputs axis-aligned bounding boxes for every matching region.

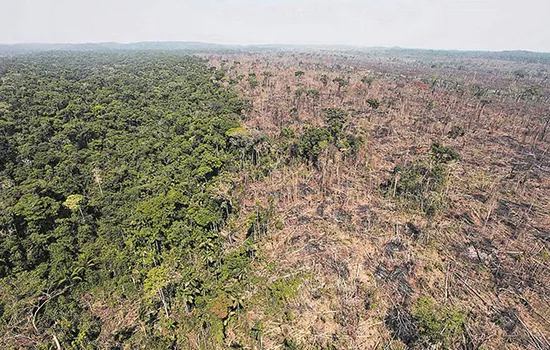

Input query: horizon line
[1,41,549,54]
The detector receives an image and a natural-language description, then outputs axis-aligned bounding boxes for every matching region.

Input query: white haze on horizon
[2,0,550,52]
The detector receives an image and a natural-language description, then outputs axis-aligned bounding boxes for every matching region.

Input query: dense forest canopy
[0,52,255,348]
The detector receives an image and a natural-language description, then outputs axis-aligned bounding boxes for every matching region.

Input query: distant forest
[2,42,550,64]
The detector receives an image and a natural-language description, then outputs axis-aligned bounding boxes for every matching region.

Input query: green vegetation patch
[383,143,460,216]
[299,108,364,166]
[411,296,466,348]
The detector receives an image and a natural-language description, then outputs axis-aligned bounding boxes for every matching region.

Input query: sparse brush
[381,143,460,216]
[382,160,448,216]
[411,296,466,348]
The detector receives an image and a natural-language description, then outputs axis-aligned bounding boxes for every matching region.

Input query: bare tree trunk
[158,288,169,318]
[539,117,550,141]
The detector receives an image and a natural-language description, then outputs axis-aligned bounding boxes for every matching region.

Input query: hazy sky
[2,0,550,52]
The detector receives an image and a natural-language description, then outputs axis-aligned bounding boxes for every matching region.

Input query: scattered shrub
[324,107,348,139]
[430,142,461,163]
[366,98,380,109]
[384,161,447,214]
[448,125,466,139]
[411,296,465,347]
[270,275,301,305]
[383,143,459,216]
[361,74,375,86]
[306,89,319,98]
[299,127,331,164]
[283,337,301,349]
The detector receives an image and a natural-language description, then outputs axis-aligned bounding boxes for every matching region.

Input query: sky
[2,0,550,52]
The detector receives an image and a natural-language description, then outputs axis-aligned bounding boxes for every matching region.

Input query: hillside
[0,49,549,349]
